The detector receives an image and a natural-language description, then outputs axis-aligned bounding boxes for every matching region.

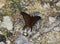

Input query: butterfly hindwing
[31,16,41,26]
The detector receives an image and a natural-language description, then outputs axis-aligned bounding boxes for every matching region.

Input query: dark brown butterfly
[20,12,41,31]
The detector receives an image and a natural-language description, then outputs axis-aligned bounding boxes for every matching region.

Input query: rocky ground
[0,0,60,44]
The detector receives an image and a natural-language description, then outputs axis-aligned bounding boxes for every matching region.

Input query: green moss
[6,30,13,37]
[10,0,23,12]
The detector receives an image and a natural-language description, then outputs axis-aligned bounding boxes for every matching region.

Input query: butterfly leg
[23,25,27,30]
[31,27,32,32]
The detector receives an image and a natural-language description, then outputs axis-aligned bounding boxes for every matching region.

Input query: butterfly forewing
[20,12,32,26]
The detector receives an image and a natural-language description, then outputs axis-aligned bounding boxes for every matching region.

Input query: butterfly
[20,12,41,31]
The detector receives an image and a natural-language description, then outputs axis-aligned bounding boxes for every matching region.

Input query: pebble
[0,21,1,24]
[23,32,28,36]
[43,20,60,33]
[54,27,60,32]
[52,0,58,3]
[0,2,4,8]
[27,29,32,35]
[0,42,5,44]
[43,3,50,9]
[0,31,3,35]
[32,32,40,39]
[30,0,35,6]
[35,21,40,30]
[1,16,13,30]
[20,0,29,6]
[49,17,56,23]
[19,28,24,34]
[57,14,60,21]
[6,40,10,44]
[50,0,58,6]
[14,35,34,44]
[31,12,42,17]
[56,1,60,7]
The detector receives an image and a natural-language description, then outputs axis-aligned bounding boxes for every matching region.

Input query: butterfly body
[20,12,41,31]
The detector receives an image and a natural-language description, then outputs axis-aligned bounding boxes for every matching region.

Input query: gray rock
[14,35,34,44]
[20,0,29,6]
[31,12,42,17]
[1,16,13,30]
[43,3,50,9]
[54,27,60,32]
[42,20,60,33]
[0,2,5,8]
[0,42,5,44]
[56,1,60,7]
[49,16,56,23]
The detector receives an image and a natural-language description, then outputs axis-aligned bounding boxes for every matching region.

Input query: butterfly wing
[20,12,32,26]
[31,16,41,26]
[20,12,41,31]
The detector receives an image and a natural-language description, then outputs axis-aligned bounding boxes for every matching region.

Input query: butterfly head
[36,16,41,20]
